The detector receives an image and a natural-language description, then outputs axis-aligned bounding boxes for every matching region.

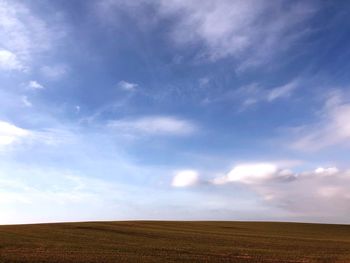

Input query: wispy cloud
[0,120,77,150]
[117,80,138,91]
[0,0,63,70]
[27,80,44,90]
[212,79,300,110]
[0,49,24,71]
[266,81,299,102]
[291,90,350,151]
[21,95,32,107]
[40,64,69,80]
[96,0,316,70]
[1,0,347,224]
[157,0,316,69]
[108,116,197,136]
[0,120,177,224]
[0,168,126,224]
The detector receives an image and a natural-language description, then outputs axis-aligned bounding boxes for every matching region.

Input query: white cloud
[27,80,44,90]
[291,92,350,150]
[109,116,196,136]
[157,0,315,69]
[31,128,76,146]
[211,163,345,188]
[0,120,76,149]
[0,0,50,52]
[117,80,138,91]
[232,79,299,110]
[267,81,298,102]
[256,168,350,217]
[40,64,68,79]
[96,1,315,70]
[213,163,279,185]
[0,0,60,70]
[0,121,30,146]
[192,162,350,220]
[0,49,24,71]
[314,167,339,176]
[172,170,199,187]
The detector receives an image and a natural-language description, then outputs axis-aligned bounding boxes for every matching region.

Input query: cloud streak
[157,0,316,69]
[96,0,317,70]
[0,0,62,71]
[238,79,299,108]
[108,116,197,136]
[40,64,69,80]
[291,91,350,151]
[117,80,138,91]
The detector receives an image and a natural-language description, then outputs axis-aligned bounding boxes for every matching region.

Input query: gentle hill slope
[0,221,350,262]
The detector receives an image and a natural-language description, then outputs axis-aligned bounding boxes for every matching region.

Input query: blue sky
[1,0,350,224]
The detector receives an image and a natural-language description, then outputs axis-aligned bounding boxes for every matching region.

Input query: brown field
[0,221,349,262]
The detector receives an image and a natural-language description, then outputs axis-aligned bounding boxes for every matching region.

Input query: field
[0,221,349,262]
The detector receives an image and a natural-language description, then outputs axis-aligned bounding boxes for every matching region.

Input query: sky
[1,0,350,224]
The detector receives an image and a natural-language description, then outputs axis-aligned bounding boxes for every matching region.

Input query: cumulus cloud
[117,80,138,91]
[212,163,280,185]
[175,162,350,220]
[0,121,30,146]
[172,170,199,187]
[291,91,350,150]
[108,116,196,136]
[215,163,301,187]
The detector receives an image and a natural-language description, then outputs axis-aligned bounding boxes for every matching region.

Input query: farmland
[0,221,349,262]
